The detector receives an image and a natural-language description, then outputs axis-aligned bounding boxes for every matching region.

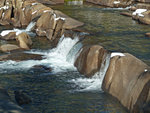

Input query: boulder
[74,45,108,77]
[14,90,32,106]
[0,52,43,61]
[139,16,150,25]
[0,32,16,40]
[16,32,32,50]
[0,44,20,52]
[102,53,150,113]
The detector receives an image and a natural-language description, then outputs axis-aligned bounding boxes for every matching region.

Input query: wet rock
[74,45,108,77]
[14,90,32,106]
[0,52,43,61]
[0,32,16,40]
[102,53,150,113]
[16,32,32,50]
[120,12,132,17]
[33,65,52,71]
[0,44,20,52]
[145,32,150,37]
[0,87,25,113]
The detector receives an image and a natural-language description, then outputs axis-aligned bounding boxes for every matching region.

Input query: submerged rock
[32,65,52,71]
[0,87,25,113]
[16,32,32,50]
[102,53,150,113]
[0,44,20,52]
[0,52,43,61]
[74,45,108,77]
[14,90,32,106]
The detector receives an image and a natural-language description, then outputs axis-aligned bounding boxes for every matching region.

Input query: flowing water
[0,0,149,113]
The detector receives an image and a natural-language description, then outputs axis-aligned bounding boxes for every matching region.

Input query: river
[0,0,149,113]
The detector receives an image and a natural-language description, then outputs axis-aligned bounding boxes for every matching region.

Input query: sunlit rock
[75,45,108,77]
[102,53,150,113]
[0,44,20,52]
[16,32,32,50]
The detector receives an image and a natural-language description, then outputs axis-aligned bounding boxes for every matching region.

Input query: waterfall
[69,54,111,92]
[0,21,36,36]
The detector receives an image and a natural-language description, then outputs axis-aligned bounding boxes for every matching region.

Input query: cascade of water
[0,21,36,36]
[69,53,111,92]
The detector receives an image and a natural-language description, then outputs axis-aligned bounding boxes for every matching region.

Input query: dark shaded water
[0,1,149,113]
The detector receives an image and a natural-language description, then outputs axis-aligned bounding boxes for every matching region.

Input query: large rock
[0,44,20,52]
[0,9,4,19]
[102,53,150,113]
[16,32,32,50]
[36,12,65,42]
[74,45,108,77]
[14,90,32,106]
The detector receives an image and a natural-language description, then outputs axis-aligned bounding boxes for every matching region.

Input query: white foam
[132,9,147,17]
[145,69,148,72]
[69,54,111,92]
[55,17,66,21]
[111,52,125,58]
[43,10,51,13]
[0,22,36,36]
[0,6,9,10]
[32,10,37,15]
[114,1,120,4]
